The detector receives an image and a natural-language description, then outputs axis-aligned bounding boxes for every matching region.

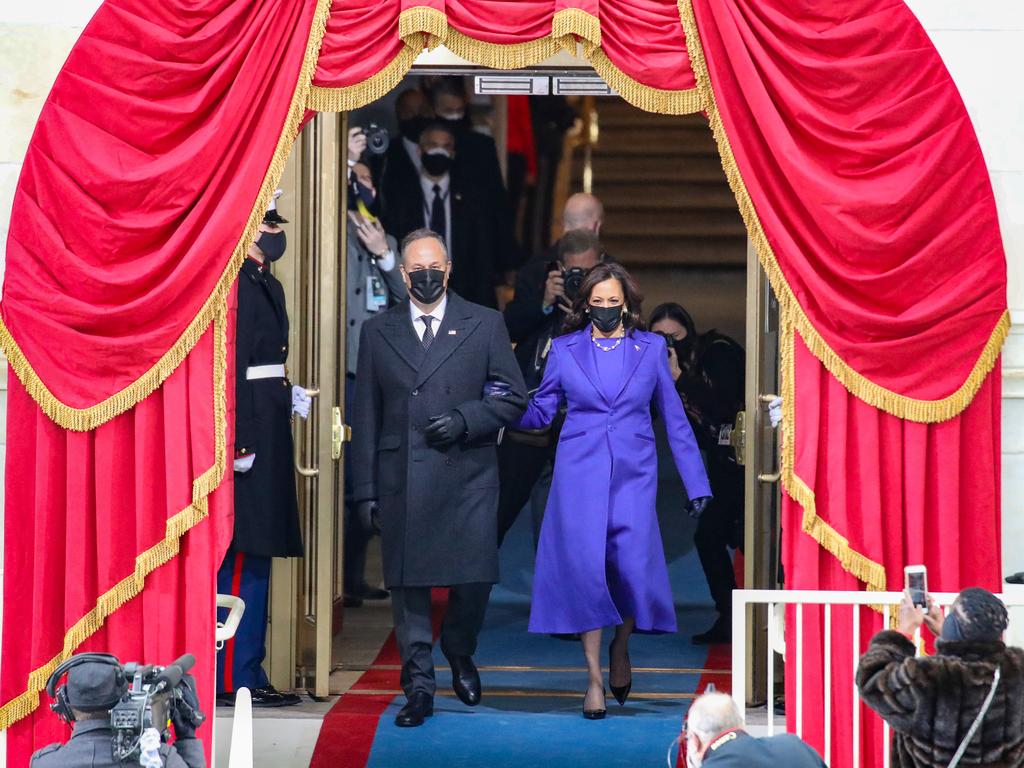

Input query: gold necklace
[591,331,625,352]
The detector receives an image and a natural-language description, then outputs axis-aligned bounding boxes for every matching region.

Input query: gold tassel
[0,300,230,730]
[587,47,701,115]
[398,6,447,49]
[0,0,334,433]
[551,7,601,48]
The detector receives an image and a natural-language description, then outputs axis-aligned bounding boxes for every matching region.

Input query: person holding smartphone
[857,587,1024,767]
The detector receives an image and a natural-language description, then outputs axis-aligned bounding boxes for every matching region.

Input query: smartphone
[904,565,927,608]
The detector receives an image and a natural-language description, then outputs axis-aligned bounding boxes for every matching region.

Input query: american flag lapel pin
[634,344,641,351]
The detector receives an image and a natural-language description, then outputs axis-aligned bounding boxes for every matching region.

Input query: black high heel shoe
[608,639,632,706]
[583,686,607,720]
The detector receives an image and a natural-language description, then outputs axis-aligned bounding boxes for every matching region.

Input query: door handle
[295,388,320,477]
[758,471,781,483]
[729,410,746,466]
[331,406,352,460]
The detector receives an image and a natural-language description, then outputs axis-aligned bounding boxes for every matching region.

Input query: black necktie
[430,184,446,240]
[420,315,435,349]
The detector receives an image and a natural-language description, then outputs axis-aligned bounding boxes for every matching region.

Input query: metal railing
[731,589,1024,767]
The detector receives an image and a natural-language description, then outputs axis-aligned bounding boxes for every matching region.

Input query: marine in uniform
[216,197,308,707]
[33,654,205,767]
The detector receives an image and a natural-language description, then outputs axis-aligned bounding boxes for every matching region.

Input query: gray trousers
[390,583,492,697]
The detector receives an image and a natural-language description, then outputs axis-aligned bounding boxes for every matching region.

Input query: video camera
[110,653,203,762]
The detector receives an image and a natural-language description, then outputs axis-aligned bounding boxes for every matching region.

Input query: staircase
[564,97,748,339]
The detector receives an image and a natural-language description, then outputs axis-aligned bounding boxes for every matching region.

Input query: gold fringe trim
[678,0,1008,423]
[308,41,422,113]
[588,47,701,115]
[0,301,229,730]
[307,7,702,116]
[0,0,333,432]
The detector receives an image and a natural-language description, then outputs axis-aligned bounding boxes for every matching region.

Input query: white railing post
[731,590,746,713]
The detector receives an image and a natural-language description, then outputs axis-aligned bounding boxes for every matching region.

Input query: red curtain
[780,333,1001,768]
[0,295,236,766]
[1,0,326,419]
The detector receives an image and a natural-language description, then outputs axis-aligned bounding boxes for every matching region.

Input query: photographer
[33,655,205,767]
[649,303,744,645]
[497,227,603,546]
[857,588,1024,768]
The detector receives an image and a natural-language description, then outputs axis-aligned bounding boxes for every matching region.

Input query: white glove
[234,454,255,473]
[292,385,312,419]
[768,397,784,428]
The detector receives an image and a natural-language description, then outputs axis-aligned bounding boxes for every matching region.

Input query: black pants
[695,453,745,616]
[391,583,493,698]
[496,436,555,546]
[343,373,374,593]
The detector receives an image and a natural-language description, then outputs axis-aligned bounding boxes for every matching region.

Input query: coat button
[281,346,287,353]
[445,458,453,466]
[355,288,362,295]
[349,319,356,326]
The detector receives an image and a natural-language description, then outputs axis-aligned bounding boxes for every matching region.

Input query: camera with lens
[548,261,589,306]
[110,654,203,762]
[358,123,390,156]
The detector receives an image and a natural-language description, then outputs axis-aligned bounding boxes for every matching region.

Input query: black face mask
[589,305,623,333]
[256,230,287,262]
[408,268,447,304]
[399,116,430,144]
[348,178,378,216]
[421,150,453,177]
[437,113,471,134]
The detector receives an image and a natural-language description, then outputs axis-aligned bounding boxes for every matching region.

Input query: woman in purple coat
[516,263,712,719]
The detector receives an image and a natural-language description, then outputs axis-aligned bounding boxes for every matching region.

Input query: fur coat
[857,629,1024,767]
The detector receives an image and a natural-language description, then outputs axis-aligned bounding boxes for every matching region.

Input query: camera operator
[649,303,745,645]
[33,655,205,767]
[857,588,1024,768]
[497,226,604,546]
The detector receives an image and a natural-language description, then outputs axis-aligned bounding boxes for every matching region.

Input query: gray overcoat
[345,222,405,375]
[351,292,527,586]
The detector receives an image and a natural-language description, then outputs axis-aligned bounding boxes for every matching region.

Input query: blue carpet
[362,429,725,767]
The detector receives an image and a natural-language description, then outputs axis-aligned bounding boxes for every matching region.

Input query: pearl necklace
[591,332,625,352]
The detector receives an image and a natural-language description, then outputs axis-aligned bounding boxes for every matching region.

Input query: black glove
[356,500,381,534]
[424,411,467,449]
[686,496,712,520]
[170,673,205,740]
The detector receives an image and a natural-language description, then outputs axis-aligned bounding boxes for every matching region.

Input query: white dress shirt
[419,172,452,254]
[410,293,448,341]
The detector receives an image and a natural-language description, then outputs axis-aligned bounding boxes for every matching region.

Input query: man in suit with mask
[351,228,526,727]
[216,196,309,708]
[382,122,519,308]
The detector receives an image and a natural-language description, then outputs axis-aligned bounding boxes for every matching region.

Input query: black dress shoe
[583,687,607,720]
[443,651,482,706]
[1006,572,1024,585]
[692,616,732,645]
[353,585,390,600]
[394,692,434,727]
[249,685,302,707]
[343,594,364,608]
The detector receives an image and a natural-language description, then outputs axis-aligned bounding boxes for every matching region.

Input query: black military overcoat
[233,258,303,558]
[351,292,527,586]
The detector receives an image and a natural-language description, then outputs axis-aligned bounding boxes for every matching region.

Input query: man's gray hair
[400,228,450,261]
[687,692,744,742]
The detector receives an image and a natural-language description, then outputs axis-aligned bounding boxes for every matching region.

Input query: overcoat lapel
[613,333,650,403]
[566,327,610,405]
[381,300,425,372]
[414,293,479,387]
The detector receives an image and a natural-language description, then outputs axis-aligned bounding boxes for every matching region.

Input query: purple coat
[518,326,712,634]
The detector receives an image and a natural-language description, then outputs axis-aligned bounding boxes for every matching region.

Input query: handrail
[549,95,598,243]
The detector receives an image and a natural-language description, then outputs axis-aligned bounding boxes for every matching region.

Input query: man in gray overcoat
[351,228,527,727]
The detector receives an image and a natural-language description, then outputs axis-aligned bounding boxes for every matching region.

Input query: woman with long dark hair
[516,262,712,718]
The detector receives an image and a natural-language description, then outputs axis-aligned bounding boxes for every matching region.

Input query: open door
[741,240,782,705]
[265,112,350,698]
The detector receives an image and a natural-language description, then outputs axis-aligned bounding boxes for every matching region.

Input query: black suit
[701,730,826,767]
[382,169,519,309]
[351,292,526,697]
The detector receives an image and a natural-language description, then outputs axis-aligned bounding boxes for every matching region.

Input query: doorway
[263,52,781,708]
